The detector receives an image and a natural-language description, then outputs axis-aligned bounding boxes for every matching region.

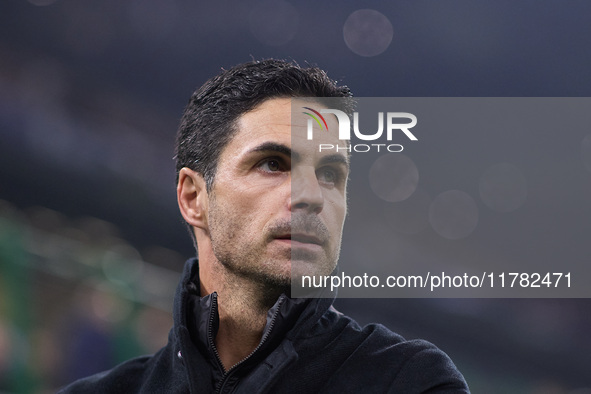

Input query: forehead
[235,98,293,143]
[229,97,345,162]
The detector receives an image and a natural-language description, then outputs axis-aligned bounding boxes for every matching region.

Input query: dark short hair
[174,59,353,190]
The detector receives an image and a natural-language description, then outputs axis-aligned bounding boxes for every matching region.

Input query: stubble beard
[207,192,340,297]
[207,191,292,295]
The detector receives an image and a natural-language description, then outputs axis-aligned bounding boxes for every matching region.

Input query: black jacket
[59,258,470,393]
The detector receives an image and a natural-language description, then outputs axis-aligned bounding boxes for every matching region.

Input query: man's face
[206,97,348,288]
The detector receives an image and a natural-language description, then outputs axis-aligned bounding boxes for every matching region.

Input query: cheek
[243,176,289,189]
[325,201,347,232]
[236,197,275,228]
[325,191,347,216]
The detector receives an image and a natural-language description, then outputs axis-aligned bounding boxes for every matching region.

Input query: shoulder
[300,307,470,393]
[57,354,153,394]
[57,344,186,394]
[365,331,469,393]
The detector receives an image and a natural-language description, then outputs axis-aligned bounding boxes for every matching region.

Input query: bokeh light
[369,154,419,202]
[343,9,393,57]
[429,190,479,240]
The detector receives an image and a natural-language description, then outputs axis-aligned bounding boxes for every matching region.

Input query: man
[59,60,469,393]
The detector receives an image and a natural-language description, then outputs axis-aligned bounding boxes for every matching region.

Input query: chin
[290,258,335,280]
[257,254,336,291]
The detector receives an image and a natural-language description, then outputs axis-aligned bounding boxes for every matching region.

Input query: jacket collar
[172,258,335,370]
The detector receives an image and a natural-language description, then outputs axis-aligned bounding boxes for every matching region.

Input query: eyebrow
[318,153,350,170]
[249,142,349,169]
[250,142,300,161]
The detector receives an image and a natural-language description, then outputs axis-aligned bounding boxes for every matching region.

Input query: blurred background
[1,0,591,393]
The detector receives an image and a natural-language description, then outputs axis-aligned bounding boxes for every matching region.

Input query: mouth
[274,233,325,247]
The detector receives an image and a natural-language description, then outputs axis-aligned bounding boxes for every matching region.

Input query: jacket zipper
[213,294,286,394]
[208,294,226,374]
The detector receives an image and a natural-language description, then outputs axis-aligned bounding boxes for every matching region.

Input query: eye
[258,158,285,172]
[317,167,339,185]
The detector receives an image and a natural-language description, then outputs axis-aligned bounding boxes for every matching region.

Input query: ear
[177,167,209,231]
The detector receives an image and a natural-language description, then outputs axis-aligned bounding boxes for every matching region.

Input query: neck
[198,247,284,370]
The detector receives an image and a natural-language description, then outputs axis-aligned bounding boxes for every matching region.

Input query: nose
[290,166,324,214]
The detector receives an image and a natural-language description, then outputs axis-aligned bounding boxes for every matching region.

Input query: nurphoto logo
[303,107,418,153]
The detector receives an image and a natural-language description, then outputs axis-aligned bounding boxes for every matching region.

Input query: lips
[290,233,324,246]
[274,233,325,246]
[269,214,329,248]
